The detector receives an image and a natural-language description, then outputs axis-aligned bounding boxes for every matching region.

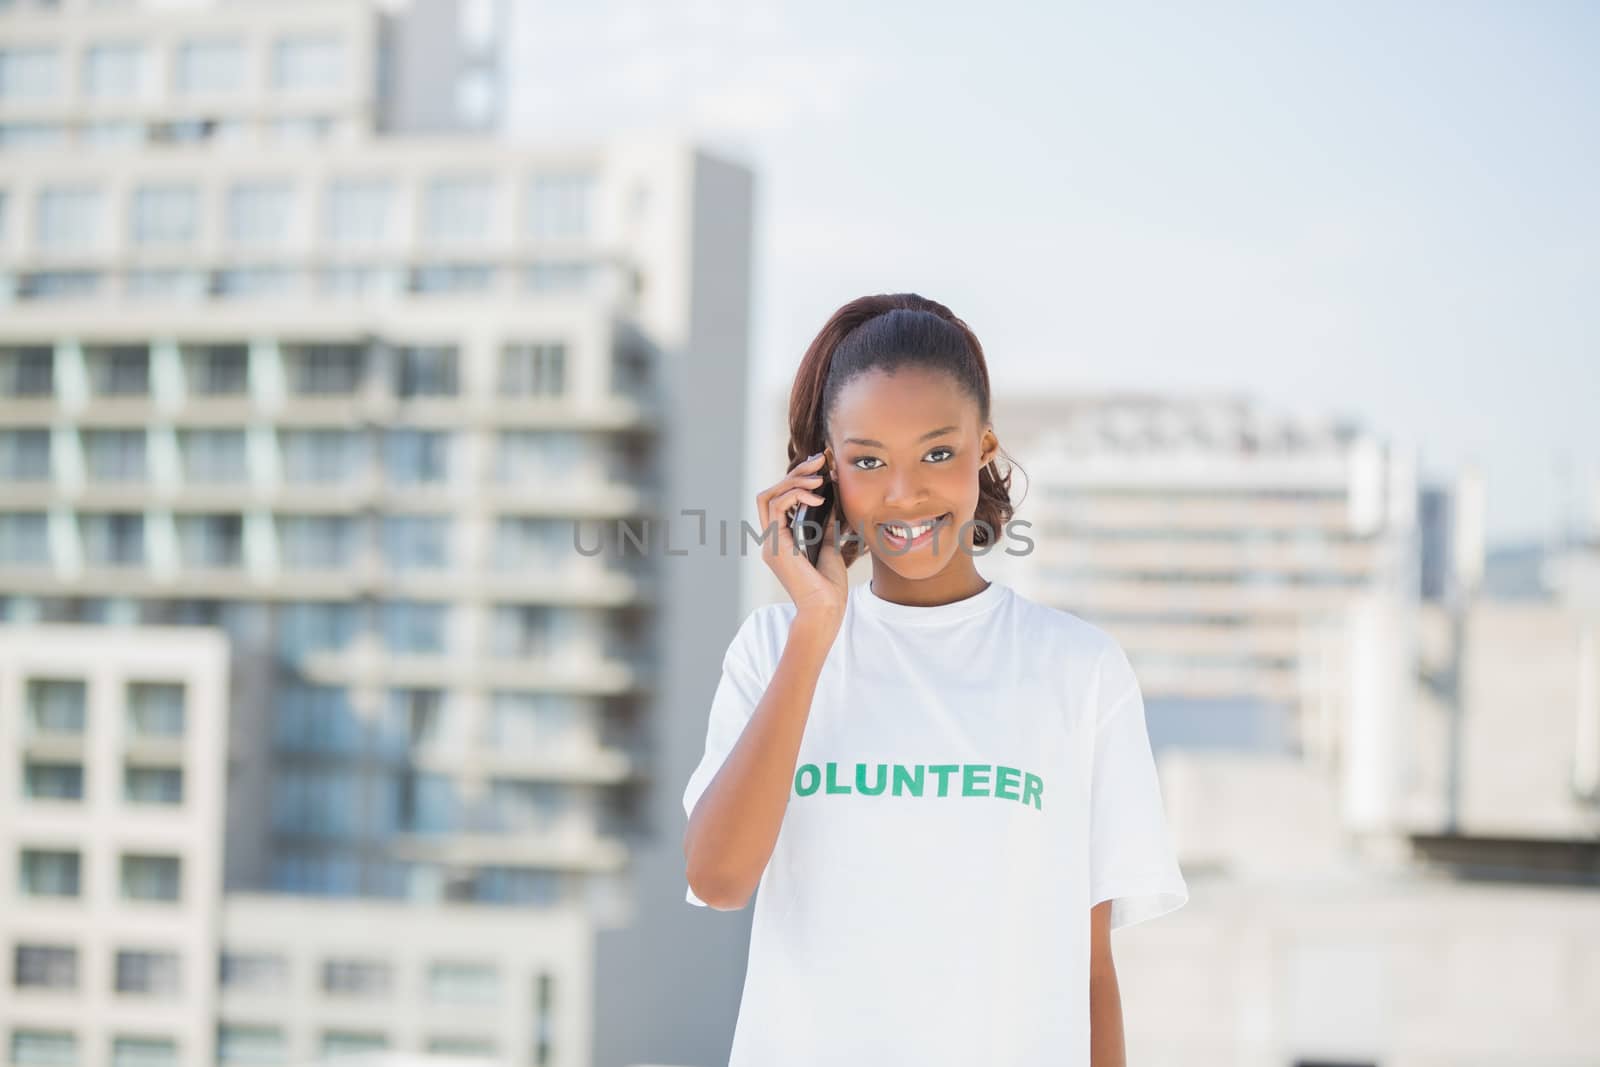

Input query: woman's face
[825,366,999,580]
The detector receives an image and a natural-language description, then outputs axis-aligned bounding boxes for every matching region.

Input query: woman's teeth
[883,515,947,539]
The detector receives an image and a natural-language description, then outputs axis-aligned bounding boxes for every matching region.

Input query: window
[131,185,198,245]
[495,430,585,484]
[83,430,147,481]
[125,269,206,301]
[226,182,293,246]
[85,345,149,396]
[492,517,567,571]
[83,43,144,97]
[500,342,565,397]
[280,429,365,484]
[272,35,343,91]
[180,429,248,482]
[474,866,560,906]
[277,514,355,568]
[321,959,391,997]
[394,345,457,398]
[10,1030,76,1067]
[184,344,249,395]
[487,779,565,834]
[219,952,287,994]
[381,688,447,752]
[524,260,591,292]
[1,346,54,396]
[114,950,180,995]
[384,430,450,485]
[382,516,449,570]
[35,187,103,251]
[27,679,85,734]
[14,944,77,989]
[427,1036,496,1059]
[392,772,456,835]
[426,961,498,1004]
[120,854,181,902]
[0,122,68,149]
[125,766,182,805]
[489,604,557,658]
[214,268,296,299]
[525,172,594,239]
[0,429,52,480]
[268,852,356,896]
[275,603,358,661]
[0,48,60,101]
[23,762,83,800]
[127,682,184,737]
[110,1037,176,1067]
[80,513,145,566]
[19,848,81,897]
[379,600,447,655]
[410,263,494,294]
[174,39,244,93]
[217,1026,285,1066]
[175,513,244,568]
[84,119,144,147]
[422,177,492,241]
[320,1034,386,1058]
[285,344,363,395]
[274,682,361,753]
[324,179,393,244]
[0,512,50,566]
[488,691,584,750]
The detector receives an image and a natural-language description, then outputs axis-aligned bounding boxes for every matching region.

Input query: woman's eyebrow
[843,424,959,448]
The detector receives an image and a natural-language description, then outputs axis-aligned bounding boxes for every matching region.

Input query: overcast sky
[509,0,1598,545]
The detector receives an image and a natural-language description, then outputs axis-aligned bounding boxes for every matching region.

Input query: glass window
[379,600,447,654]
[380,688,447,752]
[280,429,364,484]
[83,43,144,97]
[409,263,494,294]
[524,260,591,292]
[80,513,145,566]
[114,950,180,995]
[382,516,449,571]
[110,1037,176,1067]
[490,517,567,571]
[0,512,51,566]
[391,771,456,834]
[394,345,457,398]
[219,953,287,994]
[268,852,356,896]
[422,177,492,241]
[500,342,565,398]
[320,959,391,997]
[23,762,83,800]
[276,514,355,568]
[83,430,147,481]
[494,430,585,484]
[275,602,358,661]
[175,513,244,568]
[85,345,149,396]
[35,187,103,251]
[83,119,144,147]
[427,1036,496,1059]
[19,849,81,897]
[271,35,344,91]
[27,678,86,734]
[174,39,245,93]
[217,1026,285,1067]
[324,179,393,244]
[214,267,297,300]
[274,682,361,753]
[0,48,60,101]
[10,1030,77,1067]
[184,344,249,395]
[320,1034,386,1058]
[0,122,69,149]
[285,343,363,395]
[487,691,584,750]
[119,854,181,902]
[14,944,77,989]
[525,172,594,239]
[384,430,450,485]
[125,766,182,805]
[489,604,557,658]
[131,185,199,245]
[474,865,560,906]
[126,682,184,737]
[225,182,293,246]
[0,346,54,397]
[0,429,52,480]
[426,961,498,1005]
[487,778,563,833]
[180,429,248,483]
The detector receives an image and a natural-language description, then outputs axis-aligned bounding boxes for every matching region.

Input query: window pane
[0,48,61,101]
[83,43,144,97]
[11,1030,76,1067]
[277,514,355,568]
[175,39,245,93]
[125,766,183,805]
[219,953,287,994]
[19,849,81,897]
[394,345,457,398]
[525,172,594,239]
[14,945,77,989]
[272,35,343,91]
[422,177,492,241]
[180,429,248,482]
[320,960,391,996]
[217,1025,285,1066]
[0,512,51,565]
[0,429,52,480]
[110,1038,176,1067]
[120,853,181,902]
[131,185,199,245]
[1,346,54,397]
[35,187,103,251]
[426,961,498,1004]
[384,430,450,485]
[127,681,184,737]
[324,179,393,244]
[23,762,84,801]
[226,183,293,246]
[80,513,145,566]
[27,678,86,733]
[382,516,449,571]
[114,949,181,995]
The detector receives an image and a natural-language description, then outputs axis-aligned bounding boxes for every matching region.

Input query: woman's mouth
[877,512,953,551]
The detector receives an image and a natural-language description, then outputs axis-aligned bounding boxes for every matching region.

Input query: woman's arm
[1089,900,1126,1067]
[682,610,841,909]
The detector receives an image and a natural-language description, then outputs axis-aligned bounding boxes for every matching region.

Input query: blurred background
[0,1,1596,1066]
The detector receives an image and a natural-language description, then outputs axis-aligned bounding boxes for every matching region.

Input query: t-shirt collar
[851,577,1007,625]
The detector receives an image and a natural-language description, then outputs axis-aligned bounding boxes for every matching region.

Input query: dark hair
[788,293,1023,568]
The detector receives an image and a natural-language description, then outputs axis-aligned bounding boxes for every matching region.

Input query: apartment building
[1,2,757,1065]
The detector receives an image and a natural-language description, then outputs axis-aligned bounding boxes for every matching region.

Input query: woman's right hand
[756,451,848,623]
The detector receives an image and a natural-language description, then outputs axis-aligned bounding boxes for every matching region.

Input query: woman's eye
[927,447,953,462]
[852,448,952,470]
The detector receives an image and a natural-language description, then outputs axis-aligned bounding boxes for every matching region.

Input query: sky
[508,0,1599,546]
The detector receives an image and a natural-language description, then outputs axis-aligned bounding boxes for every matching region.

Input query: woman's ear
[979,427,999,466]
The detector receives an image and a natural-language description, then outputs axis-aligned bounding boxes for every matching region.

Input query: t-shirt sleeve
[682,608,771,907]
[1088,638,1189,931]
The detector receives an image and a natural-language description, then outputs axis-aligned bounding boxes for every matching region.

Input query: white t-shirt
[682,577,1189,1066]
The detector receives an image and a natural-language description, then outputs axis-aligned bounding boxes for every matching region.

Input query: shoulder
[1001,584,1137,712]
[724,599,800,670]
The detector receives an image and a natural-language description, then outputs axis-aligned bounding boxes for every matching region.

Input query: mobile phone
[789,477,834,567]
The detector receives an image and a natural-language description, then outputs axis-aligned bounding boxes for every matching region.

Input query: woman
[682,293,1188,1066]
